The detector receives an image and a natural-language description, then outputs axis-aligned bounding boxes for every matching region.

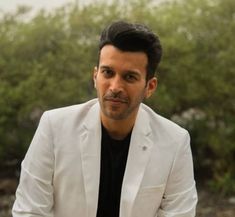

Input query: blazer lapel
[80,102,101,217]
[120,106,153,217]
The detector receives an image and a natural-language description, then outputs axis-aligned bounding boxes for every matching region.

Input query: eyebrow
[99,65,141,76]
[99,65,113,70]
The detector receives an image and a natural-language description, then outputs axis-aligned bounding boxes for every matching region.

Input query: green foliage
[0,0,234,194]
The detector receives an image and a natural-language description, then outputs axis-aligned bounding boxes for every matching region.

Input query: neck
[101,114,136,140]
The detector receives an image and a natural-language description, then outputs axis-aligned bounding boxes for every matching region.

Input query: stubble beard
[98,92,145,121]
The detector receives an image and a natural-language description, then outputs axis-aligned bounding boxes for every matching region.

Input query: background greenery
[0,0,234,195]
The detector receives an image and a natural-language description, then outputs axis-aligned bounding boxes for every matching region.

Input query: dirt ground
[0,182,235,217]
[196,189,235,217]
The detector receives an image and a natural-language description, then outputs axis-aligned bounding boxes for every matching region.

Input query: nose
[109,75,124,94]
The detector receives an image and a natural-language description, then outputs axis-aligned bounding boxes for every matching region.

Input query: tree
[0,0,234,194]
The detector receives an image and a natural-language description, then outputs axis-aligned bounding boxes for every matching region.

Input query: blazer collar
[80,101,101,217]
[120,105,153,217]
[80,101,153,217]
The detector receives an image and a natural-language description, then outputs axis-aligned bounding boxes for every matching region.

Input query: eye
[125,74,138,82]
[101,69,114,78]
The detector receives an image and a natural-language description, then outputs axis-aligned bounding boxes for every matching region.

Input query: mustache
[103,92,128,103]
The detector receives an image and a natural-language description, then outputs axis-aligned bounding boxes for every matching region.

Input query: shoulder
[40,98,99,127]
[140,103,189,143]
[46,98,98,115]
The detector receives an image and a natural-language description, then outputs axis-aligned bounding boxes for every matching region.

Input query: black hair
[98,20,162,80]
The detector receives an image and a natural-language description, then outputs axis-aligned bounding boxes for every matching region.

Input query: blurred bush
[0,0,234,195]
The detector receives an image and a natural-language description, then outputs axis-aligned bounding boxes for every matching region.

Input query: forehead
[99,45,148,74]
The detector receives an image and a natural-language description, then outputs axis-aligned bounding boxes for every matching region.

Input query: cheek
[144,89,149,98]
[96,80,108,93]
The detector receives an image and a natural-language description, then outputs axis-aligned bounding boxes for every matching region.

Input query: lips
[107,98,124,102]
[104,97,128,104]
[103,90,129,104]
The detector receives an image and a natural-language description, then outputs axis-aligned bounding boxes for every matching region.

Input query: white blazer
[12,99,197,217]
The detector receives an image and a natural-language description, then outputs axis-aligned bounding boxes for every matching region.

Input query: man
[12,21,197,217]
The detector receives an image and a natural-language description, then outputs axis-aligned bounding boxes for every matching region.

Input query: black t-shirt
[96,125,131,217]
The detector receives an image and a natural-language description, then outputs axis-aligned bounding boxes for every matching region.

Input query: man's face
[94,45,157,121]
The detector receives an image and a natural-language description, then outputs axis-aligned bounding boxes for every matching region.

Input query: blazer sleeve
[157,131,198,217]
[12,112,54,217]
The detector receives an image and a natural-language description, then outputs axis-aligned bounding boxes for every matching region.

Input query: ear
[145,77,157,98]
[93,66,98,88]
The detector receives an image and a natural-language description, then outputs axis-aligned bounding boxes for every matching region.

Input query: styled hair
[98,21,162,80]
